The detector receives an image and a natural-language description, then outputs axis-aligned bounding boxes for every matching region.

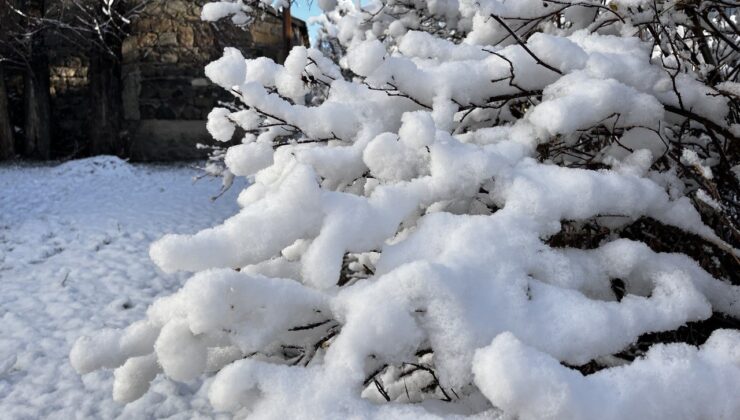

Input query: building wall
[11,0,308,160]
[121,0,308,160]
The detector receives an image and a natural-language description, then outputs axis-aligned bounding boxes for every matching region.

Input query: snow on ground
[0,156,243,419]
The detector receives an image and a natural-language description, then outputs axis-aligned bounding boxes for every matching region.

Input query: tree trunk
[0,2,16,160]
[0,63,15,160]
[89,51,123,156]
[23,49,51,159]
[22,0,52,160]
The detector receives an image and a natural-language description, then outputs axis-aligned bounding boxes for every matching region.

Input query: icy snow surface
[0,157,243,418]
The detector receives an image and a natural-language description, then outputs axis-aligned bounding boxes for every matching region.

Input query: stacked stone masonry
[125,0,307,160]
[14,0,308,160]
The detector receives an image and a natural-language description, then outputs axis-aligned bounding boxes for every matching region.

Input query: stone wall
[120,0,308,160]
[6,0,309,160]
[122,0,226,123]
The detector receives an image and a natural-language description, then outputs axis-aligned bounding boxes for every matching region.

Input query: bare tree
[0,4,16,159]
[0,0,149,158]
[6,0,54,159]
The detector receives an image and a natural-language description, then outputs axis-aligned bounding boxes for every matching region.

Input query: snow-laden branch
[73,0,740,418]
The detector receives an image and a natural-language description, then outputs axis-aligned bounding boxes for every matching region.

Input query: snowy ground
[0,157,243,419]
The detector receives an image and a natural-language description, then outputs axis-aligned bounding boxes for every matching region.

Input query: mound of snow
[52,156,134,178]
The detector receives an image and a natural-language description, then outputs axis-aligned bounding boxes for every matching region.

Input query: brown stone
[161,53,179,64]
[140,33,158,47]
[165,0,188,16]
[178,26,195,48]
[158,32,178,47]
[151,19,173,33]
[122,38,140,61]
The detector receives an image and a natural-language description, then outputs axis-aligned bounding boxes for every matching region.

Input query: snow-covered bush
[73,0,740,418]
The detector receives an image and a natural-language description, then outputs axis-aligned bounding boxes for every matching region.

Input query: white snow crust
[0,157,243,418]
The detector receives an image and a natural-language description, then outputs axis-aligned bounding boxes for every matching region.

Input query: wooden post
[282,3,293,63]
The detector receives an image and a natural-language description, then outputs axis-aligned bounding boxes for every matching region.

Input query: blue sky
[289,0,323,44]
